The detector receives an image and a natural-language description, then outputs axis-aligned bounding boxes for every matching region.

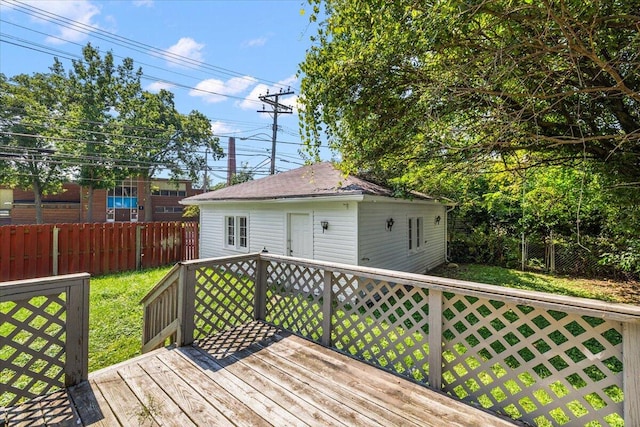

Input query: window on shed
[408,218,413,250]
[225,215,248,251]
[226,216,235,246]
[239,216,247,248]
[408,216,424,252]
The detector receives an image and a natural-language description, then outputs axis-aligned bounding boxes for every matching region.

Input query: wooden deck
[5,321,520,426]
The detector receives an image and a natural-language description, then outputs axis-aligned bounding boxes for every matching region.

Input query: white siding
[199,205,223,257]
[199,198,445,272]
[358,201,446,273]
[198,201,358,264]
[247,208,285,254]
[311,201,358,265]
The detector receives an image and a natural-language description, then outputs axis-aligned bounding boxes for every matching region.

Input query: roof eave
[360,194,455,206]
[181,193,367,205]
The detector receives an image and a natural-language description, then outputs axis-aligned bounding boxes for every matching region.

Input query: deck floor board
[154,347,271,427]
[240,338,415,426]
[5,321,521,426]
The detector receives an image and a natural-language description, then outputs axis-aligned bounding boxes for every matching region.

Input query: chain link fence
[449,228,635,280]
[521,233,624,279]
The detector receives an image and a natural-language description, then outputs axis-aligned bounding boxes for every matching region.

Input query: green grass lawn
[428,263,640,305]
[88,266,172,372]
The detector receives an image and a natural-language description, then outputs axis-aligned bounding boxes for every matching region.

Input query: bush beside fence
[0,221,199,282]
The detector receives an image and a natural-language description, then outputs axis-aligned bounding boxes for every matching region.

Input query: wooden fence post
[65,276,90,386]
[136,225,143,270]
[321,269,334,346]
[52,226,59,276]
[428,289,443,389]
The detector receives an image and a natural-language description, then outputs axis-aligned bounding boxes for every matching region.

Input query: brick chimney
[227,137,237,185]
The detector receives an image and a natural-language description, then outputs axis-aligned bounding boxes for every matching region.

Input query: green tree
[299,0,640,189]
[228,162,255,186]
[0,72,69,224]
[117,89,222,221]
[55,43,142,222]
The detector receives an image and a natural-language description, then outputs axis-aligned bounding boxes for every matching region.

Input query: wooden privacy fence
[0,221,199,282]
[142,254,640,427]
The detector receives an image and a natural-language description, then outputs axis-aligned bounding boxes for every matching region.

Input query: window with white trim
[408,217,424,252]
[225,215,248,251]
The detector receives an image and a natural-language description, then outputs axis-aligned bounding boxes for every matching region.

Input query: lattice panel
[441,293,624,426]
[192,259,256,340]
[1,293,67,408]
[264,261,324,341]
[331,274,432,384]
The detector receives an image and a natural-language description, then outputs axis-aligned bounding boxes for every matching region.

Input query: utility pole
[257,88,294,175]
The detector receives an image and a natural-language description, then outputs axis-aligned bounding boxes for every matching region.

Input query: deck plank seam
[247,337,424,427]
[217,343,356,427]
[154,348,269,427]
[180,344,309,426]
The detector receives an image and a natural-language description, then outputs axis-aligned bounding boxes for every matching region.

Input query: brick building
[0,178,200,225]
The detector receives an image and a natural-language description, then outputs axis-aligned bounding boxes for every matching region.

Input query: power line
[1,0,298,91]
[0,35,266,107]
[1,104,295,142]
[0,107,306,151]
[0,137,302,174]
[0,123,305,154]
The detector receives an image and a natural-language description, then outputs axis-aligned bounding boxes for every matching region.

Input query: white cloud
[210,121,237,136]
[133,0,153,6]
[164,37,205,67]
[146,81,175,92]
[278,75,298,89]
[240,83,270,110]
[5,1,102,44]
[190,76,257,104]
[243,37,267,48]
[239,75,299,112]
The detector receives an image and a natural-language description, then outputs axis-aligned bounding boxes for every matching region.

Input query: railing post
[254,256,268,321]
[321,270,334,346]
[177,263,196,346]
[65,277,89,386]
[428,289,443,389]
[623,322,640,425]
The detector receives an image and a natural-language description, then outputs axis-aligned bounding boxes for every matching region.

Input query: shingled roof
[182,162,436,203]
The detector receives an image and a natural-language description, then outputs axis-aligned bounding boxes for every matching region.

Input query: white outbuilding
[182,162,452,273]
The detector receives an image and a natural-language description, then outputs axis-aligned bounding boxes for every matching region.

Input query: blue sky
[0,0,331,184]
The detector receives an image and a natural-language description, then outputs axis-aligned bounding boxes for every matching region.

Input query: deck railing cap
[261,253,640,321]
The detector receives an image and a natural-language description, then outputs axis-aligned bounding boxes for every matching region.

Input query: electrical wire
[1,101,303,147]
[0,110,306,152]
[0,138,301,174]
[0,0,308,182]
[0,0,300,91]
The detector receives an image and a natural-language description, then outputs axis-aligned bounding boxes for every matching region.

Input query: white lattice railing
[1,273,89,408]
[141,254,640,426]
